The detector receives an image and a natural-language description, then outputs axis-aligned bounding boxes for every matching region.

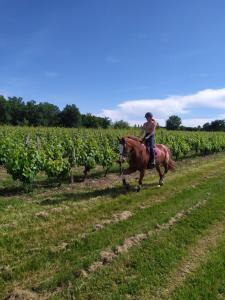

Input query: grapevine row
[0,126,225,186]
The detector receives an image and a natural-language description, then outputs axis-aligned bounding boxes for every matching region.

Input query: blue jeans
[145,135,155,163]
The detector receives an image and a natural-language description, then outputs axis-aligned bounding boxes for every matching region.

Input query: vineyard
[1,126,225,299]
[0,126,225,187]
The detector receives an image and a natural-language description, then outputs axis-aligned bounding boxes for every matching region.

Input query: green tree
[7,97,26,125]
[60,104,81,127]
[37,102,60,126]
[0,95,10,124]
[100,116,111,129]
[25,101,60,126]
[113,120,130,129]
[82,113,100,128]
[166,115,182,130]
[81,114,111,128]
[210,120,225,131]
[25,100,39,126]
[202,122,210,131]
[203,120,225,131]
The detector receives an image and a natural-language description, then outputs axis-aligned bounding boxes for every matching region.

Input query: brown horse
[118,135,175,191]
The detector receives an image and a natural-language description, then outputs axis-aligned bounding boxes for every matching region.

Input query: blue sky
[1,0,225,126]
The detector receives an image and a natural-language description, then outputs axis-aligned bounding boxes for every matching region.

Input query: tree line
[0,95,115,128]
[1,95,224,131]
[166,115,225,131]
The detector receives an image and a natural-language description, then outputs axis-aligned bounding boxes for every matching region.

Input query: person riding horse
[141,112,157,169]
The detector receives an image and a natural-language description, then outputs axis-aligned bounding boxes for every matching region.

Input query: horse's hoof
[135,186,141,192]
[124,183,130,191]
[157,184,161,188]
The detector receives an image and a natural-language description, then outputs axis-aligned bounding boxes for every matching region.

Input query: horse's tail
[166,147,176,171]
[168,157,176,171]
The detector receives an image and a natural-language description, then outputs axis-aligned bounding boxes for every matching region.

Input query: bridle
[118,138,133,163]
[118,142,126,163]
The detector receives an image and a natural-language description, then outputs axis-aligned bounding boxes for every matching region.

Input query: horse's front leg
[156,164,165,186]
[121,167,135,190]
[135,169,145,192]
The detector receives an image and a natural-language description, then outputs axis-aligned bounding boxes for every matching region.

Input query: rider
[141,112,157,168]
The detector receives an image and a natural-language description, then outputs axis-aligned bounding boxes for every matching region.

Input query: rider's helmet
[145,112,153,119]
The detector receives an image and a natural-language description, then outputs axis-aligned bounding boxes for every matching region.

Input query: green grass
[171,236,225,300]
[0,153,225,299]
[53,177,225,299]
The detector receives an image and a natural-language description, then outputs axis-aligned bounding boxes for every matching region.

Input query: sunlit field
[0,127,225,299]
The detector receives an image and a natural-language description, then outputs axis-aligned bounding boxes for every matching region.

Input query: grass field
[0,153,225,299]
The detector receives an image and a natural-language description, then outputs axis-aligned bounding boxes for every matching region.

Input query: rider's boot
[148,159,156,169]
[148,147,156,169]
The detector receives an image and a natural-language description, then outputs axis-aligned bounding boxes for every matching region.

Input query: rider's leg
[145,139,151,168]
[149,135,155,166]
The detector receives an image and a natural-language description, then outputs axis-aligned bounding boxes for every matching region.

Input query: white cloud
[99,88,225,127]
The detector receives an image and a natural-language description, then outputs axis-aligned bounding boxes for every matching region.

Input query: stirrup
[149,164,156,169]
[148,161,156,169]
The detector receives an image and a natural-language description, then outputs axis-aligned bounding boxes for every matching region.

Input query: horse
[118,135,175,191]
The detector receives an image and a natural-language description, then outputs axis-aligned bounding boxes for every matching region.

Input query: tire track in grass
[5,288,47,300]
[25,186,212,298]
[58,178,225,300]
[78,200,207,278]
[151,217,225,300]
[62,199,225,300]
[171,234,225,300]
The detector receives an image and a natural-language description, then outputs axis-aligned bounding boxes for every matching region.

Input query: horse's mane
[124,136,146,154]
[125,135,142,143]
[122,135,148,163]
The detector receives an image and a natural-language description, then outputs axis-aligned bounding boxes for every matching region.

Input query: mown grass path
[0,153,225,299]
[150,219,225,300]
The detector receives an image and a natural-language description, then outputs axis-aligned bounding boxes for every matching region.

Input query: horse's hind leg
[158,161,169,185]
[164,162,168,174]
[156,165,165,186]
[162,149,171,177]
[158,162,168,185]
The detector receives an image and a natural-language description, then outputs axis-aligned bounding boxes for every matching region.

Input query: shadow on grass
[39,182,157,206]
[73,166,121,182]
[0,172,109,196]
[40,186,126,205]
[0,186,25,196]
[0,164,157,198]
[0,180,62,196]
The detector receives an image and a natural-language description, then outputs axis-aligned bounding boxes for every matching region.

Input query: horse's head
[117,136,134,163]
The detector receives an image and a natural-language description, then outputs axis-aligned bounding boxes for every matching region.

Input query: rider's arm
[140,124,146,140]
[147,120,157,136]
